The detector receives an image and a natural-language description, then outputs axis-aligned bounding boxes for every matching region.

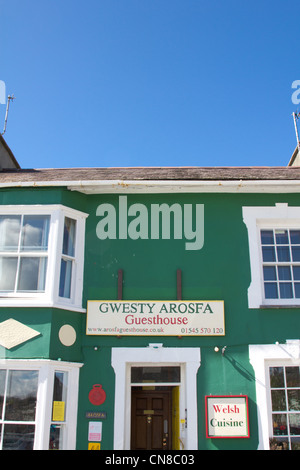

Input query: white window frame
[249,341,300,450]
[0,205,88,312]
[243,203,300,308]
[0,359,83,450]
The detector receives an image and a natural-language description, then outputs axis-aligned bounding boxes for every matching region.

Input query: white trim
[68,180,300,194]
[111,346,200,450]
[243,204,300,308]
[0,359,83,450]
[249,341,300,450]
[0,179,300,194]
[0,205,88,311]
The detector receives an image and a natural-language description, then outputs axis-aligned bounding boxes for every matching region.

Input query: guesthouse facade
[1,165,300,450]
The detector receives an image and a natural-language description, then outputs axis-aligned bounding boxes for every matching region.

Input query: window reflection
[0,370,38,451]
[59,218,76,299]
[49,424,63,450]
[0,215,50,293]
[5,370,38,421]
[0,216,21,251]
[21,216,50,251]
[2,424,35,450]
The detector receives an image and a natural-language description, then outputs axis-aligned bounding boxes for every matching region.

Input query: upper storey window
[0,215,50,293]
[243,204,300,308]
[261,229,300,301]
[0,205,88,311]
[59,217,76,299]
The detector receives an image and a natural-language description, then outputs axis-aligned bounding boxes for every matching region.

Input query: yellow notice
[88,443,101,450]
[52,401,65,421]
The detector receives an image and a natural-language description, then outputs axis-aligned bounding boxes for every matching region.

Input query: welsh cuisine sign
[86,300,225,336]
[205,396,250,438]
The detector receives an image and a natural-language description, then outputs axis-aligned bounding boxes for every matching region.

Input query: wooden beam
[177,269,182,300]
[118,269,123,300]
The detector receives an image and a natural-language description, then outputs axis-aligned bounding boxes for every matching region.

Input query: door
[131,389,172,450]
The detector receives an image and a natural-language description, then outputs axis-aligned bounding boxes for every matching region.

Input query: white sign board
[206,396,250,438]
[86,300,225,336]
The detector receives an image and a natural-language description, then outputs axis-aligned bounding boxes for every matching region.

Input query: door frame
[111,346,201,450]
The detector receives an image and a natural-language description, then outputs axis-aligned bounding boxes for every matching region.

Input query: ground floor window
[0,369,38,450]
[269,365,300,450]
[249,341,300,450]
[0,360,82,450]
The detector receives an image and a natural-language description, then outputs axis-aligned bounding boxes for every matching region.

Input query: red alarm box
[89,384,106,406]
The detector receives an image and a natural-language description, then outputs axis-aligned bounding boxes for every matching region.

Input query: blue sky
[0,0,299,169]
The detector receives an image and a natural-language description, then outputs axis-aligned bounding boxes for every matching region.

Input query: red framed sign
[205,395,250,438]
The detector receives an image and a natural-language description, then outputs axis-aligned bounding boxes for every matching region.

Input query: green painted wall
[1,187,300,449]
[0,308,52,360]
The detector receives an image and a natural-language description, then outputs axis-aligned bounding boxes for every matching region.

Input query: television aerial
[1,94,15,136]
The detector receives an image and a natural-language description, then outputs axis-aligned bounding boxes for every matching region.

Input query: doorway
[111,347,200,450]
[130,366,181,450]
[131,388,172,450]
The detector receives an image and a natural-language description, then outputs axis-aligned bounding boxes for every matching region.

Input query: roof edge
[1,178,300,194]
[0,135,20,169]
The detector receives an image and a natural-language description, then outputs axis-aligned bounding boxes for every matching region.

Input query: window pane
[5,370,38,421]
[273,414,287,435]
[293,266,300,281]
[291,437,300,450]
[288,390,300,411]
[270,437,288,450]
[131,366,180,383]
[17,257,47,292]
[53,371,68,403]
[279,283,293,299]
[295,283,300,298]
[278,266,291,281]
[270,367,284,388]
[2,424,35,450]
[49,424,64,450]
[51,371,68,426]
[262,246,276,262]
[286,367,300,387]
[21,215,50,251]
[271,390,286,411]
[59,259,72,298]
[263,266,277,281]
[289,414,300,435]
[292,246,300,262]
[0,257,17,291]
[0,216,21,251]
[261,230,274,245]
[264,282,278,299]
[276,246,290,262]
[275,230,289,245]
[0,369,6,418]
[291,230,300,244]
[62,218,76,257]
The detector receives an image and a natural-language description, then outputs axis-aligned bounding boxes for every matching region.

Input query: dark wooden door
[131,389,172,450]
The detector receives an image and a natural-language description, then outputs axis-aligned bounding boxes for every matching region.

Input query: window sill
[0,297,86,313]
[260,304,300,309]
